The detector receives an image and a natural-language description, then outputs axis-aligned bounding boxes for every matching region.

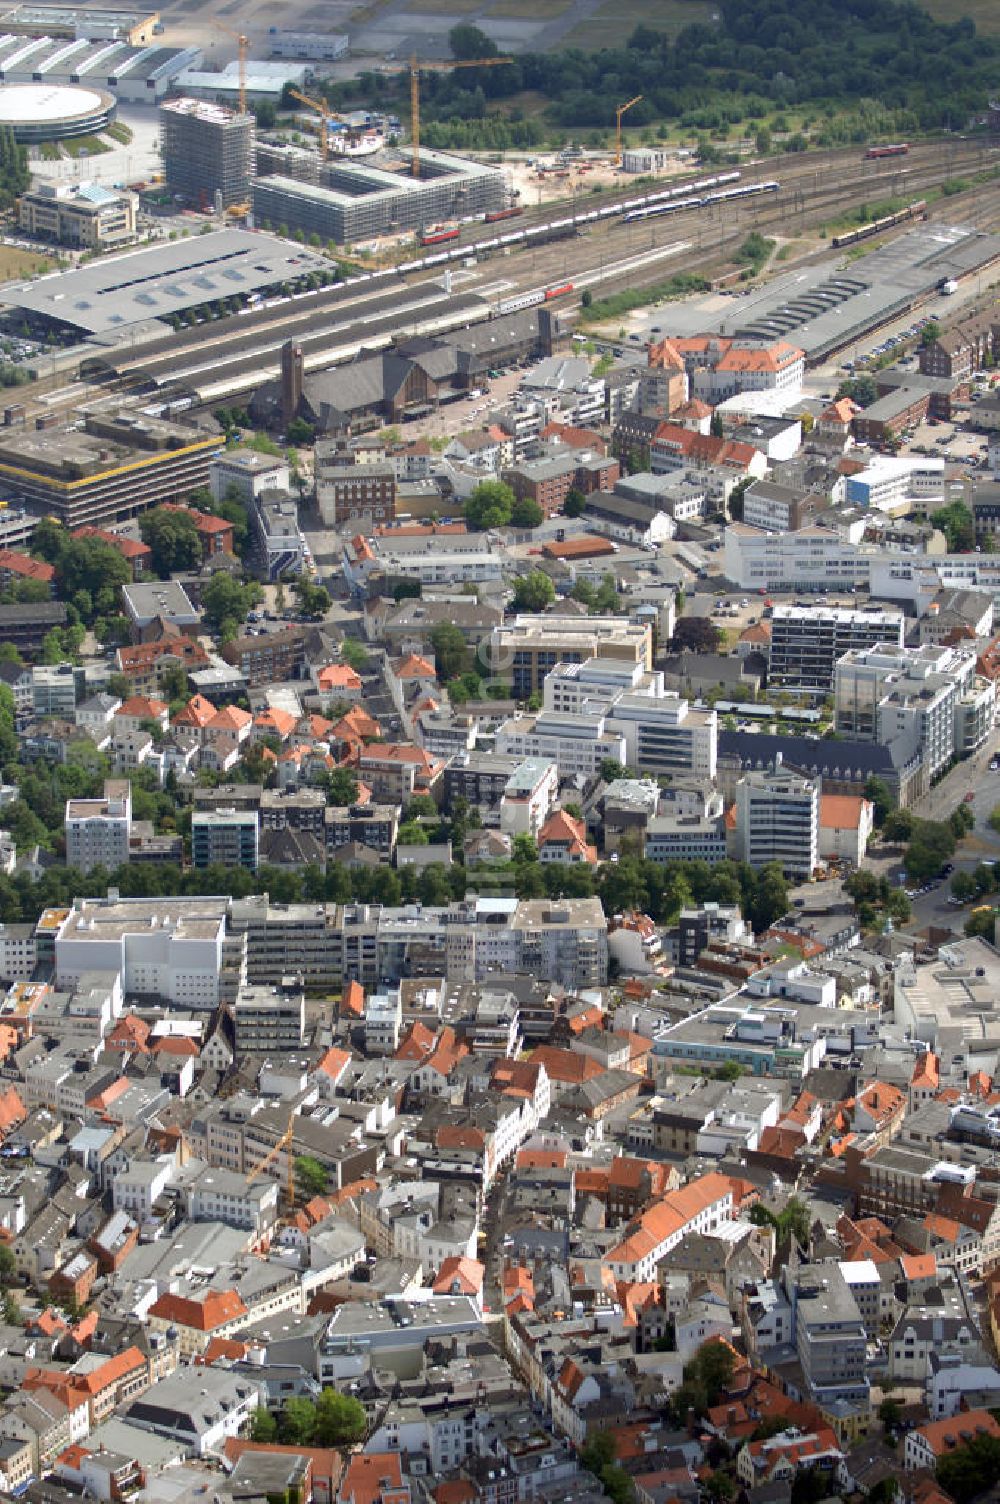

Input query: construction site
[159,96,255,210]
[253,147,507,246]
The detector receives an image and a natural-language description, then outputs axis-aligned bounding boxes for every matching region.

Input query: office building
[191,808,259,873]
[210,449,290,505]
[0,413,221,531]
[32,662,85,716]
[18,180,136,248]
[251,491,306,580]
[787,1264,869,1409]
[835,642,993,776]
[233,984,305,1053]
[734,770,819,879]
[160,97,254,209]
[769,604,905,690]
[488,615,653,700]
[65,779,131,874]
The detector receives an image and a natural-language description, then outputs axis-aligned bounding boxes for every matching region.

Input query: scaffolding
[160,96,254,209]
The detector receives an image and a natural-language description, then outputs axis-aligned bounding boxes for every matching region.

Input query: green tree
[952,870,978,902]
[397,820,429,845]
[430,621,470,681]
[933,501,976,553]
[879,1397,902,1431]
[511,571,555,612]
[465,480,514,531]
[881,808,912,843]
[449,22,498,59]
[749,862,789,932]
[251,1407,279,1442]
[510,496,544,529]
[280,1396,317,1446]
[201,573,263,632]
[340,638,369,672]
[904,818,956,883]
[140,507,203,576]
[920,321,941,347]
[293,577,331,617]
[326,767,359,805]
[837,374,878,407]
[294,1155,329,1199]
[287,417,315,445]
[313,1389,367,1448]
[937,1434,1000,1504]
[563,487,586,518]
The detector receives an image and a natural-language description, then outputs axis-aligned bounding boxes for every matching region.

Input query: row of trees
[250,1388,366,1449]
[322,4,996,142]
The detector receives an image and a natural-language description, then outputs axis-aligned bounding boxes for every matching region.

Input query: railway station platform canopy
[0,228,328,338]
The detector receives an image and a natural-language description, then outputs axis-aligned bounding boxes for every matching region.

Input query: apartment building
[317,462,396,526]
[65,779,132,875]
[658,335,805,402]
[191,809,259,873]
[769,605,905,690]
[222,626,307,687]
[734,770,819,879]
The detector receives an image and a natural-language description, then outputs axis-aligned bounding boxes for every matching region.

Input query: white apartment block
[734,771,819,879]
[499,758,559,838]
[65,780,132,875]
[723,522,874,592]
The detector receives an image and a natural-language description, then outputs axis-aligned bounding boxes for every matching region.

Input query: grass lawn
[922,0,1000,32]
[408,0,481,10]
[106,121,133,144]
[0,246,54,279]
[62,134,111,159]
[491,0,570,14]
[567,0,716,50]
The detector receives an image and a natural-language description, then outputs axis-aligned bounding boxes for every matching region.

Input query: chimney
[281,341,304,430]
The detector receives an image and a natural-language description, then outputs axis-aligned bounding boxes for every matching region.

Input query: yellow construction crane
[289,87,334,160]
[407,55,512,178]
[245,1115,296,1209]
[615,94,643,167]
[214,20,249,117]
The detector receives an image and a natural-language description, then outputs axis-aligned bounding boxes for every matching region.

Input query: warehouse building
[0,30,198,100]
[160,97,254,209]
[267,29,349,60]
[252,147,505,245]
[0,412,222,530]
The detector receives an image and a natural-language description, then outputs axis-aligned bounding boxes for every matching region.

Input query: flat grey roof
[0,228,327,335]
[650,221,1000,362]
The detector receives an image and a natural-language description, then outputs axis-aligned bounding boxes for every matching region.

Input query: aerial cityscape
[2,1,1000,1502]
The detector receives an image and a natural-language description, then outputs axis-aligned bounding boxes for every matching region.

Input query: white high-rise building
[734,770,819,879]
[65,779,132,874]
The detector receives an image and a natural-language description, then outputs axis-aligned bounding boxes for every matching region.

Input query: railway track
[31,136,1000,411]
